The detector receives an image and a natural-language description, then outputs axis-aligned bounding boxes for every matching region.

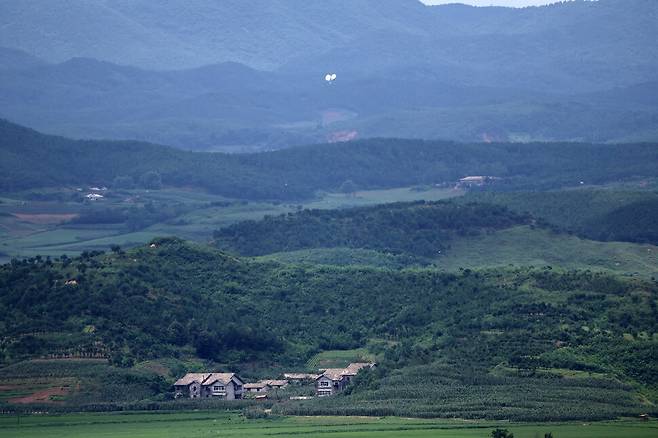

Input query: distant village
[174,362,376,400]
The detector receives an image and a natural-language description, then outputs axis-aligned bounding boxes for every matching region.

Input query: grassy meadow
[256,225,658,278]
[436,226,658,278]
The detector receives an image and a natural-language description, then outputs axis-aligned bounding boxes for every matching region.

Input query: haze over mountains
[0,0,657,150]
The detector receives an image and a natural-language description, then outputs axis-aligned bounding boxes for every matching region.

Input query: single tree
[491,429,514,438]
[140,171,162,190]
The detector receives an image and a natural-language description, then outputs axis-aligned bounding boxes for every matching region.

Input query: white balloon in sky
[331,73,337,80]
[325,74,332,81]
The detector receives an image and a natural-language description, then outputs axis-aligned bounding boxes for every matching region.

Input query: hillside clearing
[437,226,658,278]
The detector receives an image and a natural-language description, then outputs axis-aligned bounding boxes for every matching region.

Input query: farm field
[0,186,460,263]
[0,412,654,438]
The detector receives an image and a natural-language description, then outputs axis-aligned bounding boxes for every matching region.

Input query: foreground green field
[0,412,654,438]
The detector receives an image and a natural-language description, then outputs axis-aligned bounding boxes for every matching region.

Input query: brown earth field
[8,385,71,404]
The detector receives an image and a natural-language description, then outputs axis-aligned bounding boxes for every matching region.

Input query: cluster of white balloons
[324,73,337,82]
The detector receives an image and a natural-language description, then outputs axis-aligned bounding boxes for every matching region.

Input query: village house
[315,362,375,396]
[284,373,319,382]
[244,381,269,393]
[266,380,289,390]
[174,372,244,400]
[244,379,289,394]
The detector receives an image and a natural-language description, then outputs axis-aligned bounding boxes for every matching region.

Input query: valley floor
[0,186,460,264]
[0,412,654,438]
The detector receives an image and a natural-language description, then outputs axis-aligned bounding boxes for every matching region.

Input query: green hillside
[436,226,658,278]
[239,200,658,277]
[0,238,656,419]
[2,120,658,200]
[258,248,429,270]
[465,190,658,245]
[259,227,658,278]
[214,201,529,258]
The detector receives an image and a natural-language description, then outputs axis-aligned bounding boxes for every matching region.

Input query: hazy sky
[421,0,560,6]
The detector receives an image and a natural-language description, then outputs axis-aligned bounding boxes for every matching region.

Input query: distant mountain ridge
[1,0,657,148]
[1,119,657,200]
[0,0,431,70]
[1,55,657,150]
[1,0,656,85]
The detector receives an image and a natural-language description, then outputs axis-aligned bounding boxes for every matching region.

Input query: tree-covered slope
[0,0,429,70]
[0,238,656,418]
[213,201,529,257]
[2,119,658,199]
[465,190,658,245]
[3,56,657,150]
[2,0,656,90]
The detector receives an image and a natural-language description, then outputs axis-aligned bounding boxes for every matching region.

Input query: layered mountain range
[0,0,656,149]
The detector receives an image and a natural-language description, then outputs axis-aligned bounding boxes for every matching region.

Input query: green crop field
[0,412,654,438]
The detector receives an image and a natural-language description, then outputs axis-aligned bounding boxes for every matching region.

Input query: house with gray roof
[174,372,244,400]
[315,362,375,396]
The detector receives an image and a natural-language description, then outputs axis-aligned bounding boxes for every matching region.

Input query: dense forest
[213,201,529,257]
[2,119,658,200]
[0,238,656,419]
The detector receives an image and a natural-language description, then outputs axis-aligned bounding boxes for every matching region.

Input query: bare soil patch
[9,385,70,404]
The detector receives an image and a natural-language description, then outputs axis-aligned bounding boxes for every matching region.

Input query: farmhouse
[266,379,289,389]
[315,362,375,396]
[244,382,269,393]
[284,373,319,381]
[174,372,244,400]
[244,379,289,394]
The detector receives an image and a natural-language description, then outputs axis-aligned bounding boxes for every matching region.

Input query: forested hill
[1,238,656,419]
[2,119,658,200]
[213,201,529,257]
[463,190,658,246]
